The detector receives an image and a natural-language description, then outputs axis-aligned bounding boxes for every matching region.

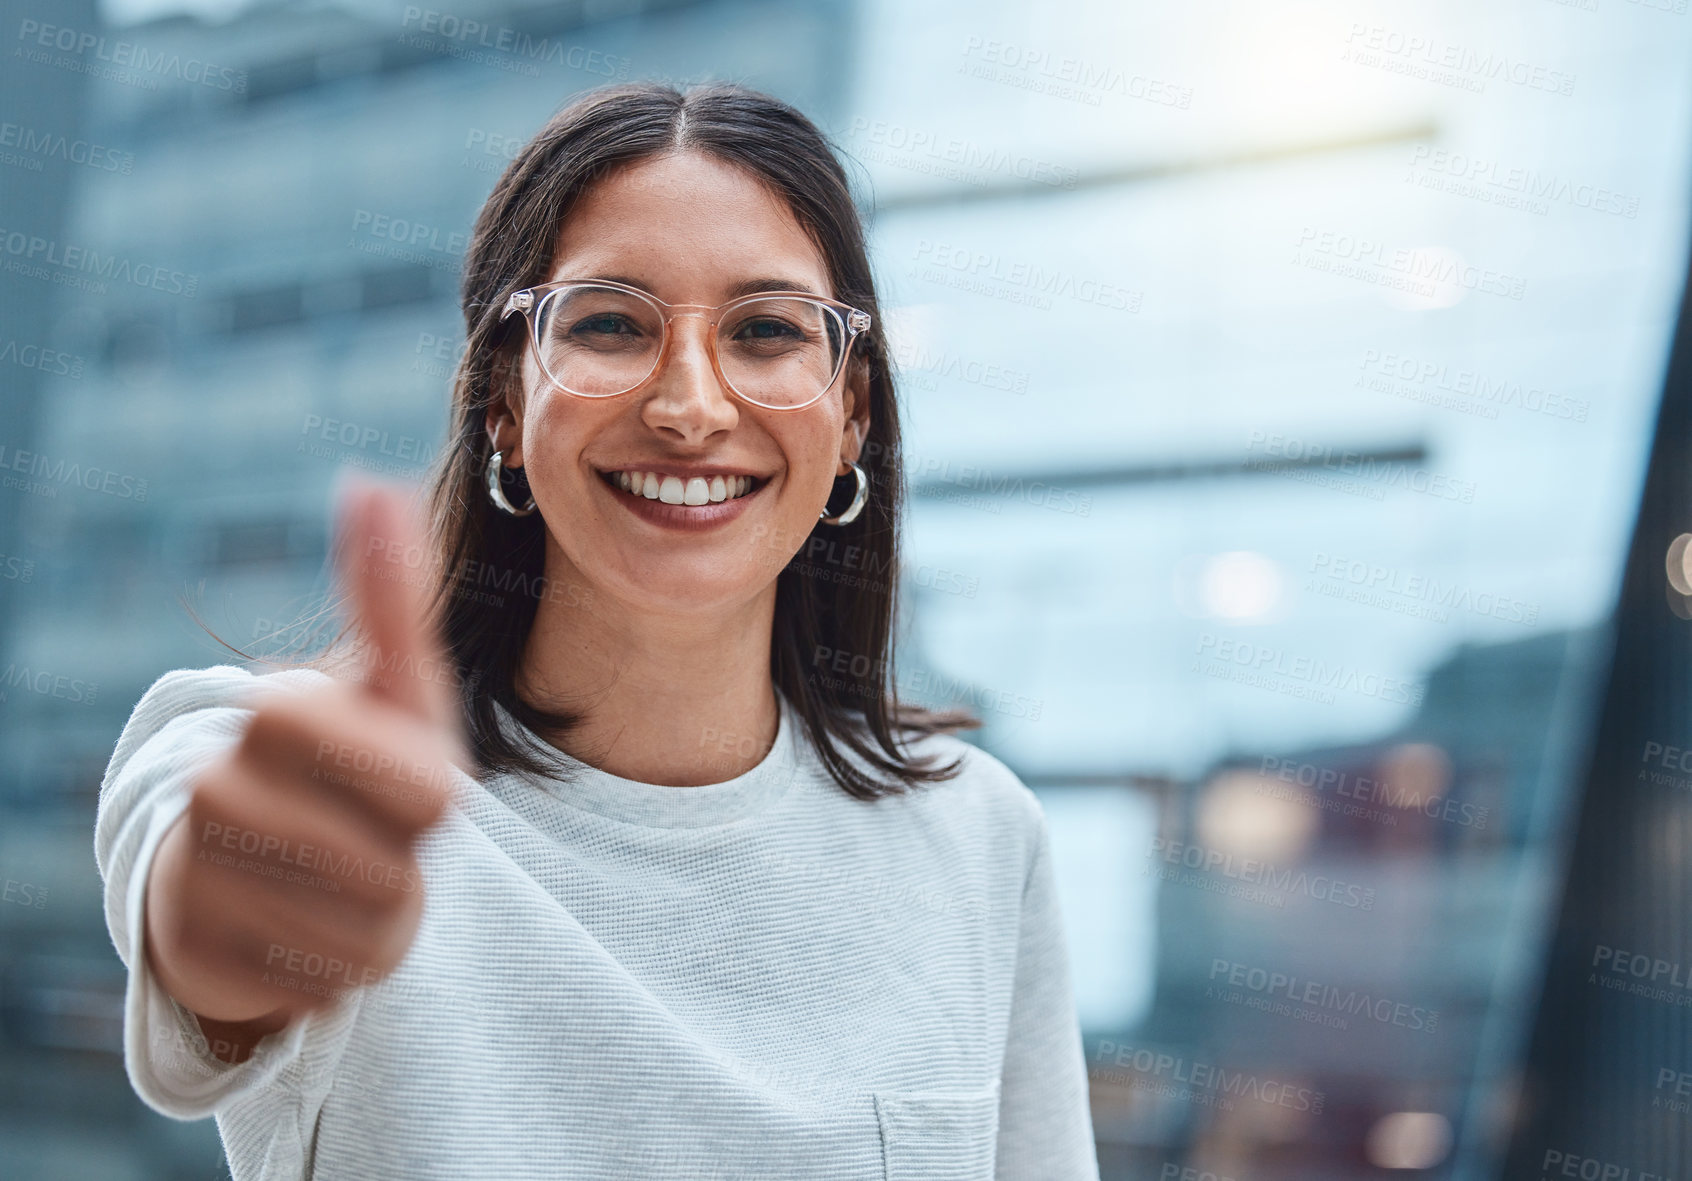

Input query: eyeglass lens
[532,285,848,408]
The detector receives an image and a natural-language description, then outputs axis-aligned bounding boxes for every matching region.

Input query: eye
[567,313,640,338]
[732,316,806,343]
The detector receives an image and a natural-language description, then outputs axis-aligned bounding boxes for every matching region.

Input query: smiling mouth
[598,469,767,506]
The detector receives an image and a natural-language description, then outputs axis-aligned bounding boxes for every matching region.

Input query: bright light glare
[1366,1111,1454,1170]
[1199,550,1283,620]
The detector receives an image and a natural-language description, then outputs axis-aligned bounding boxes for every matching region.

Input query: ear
[482,346,527,468]
[838,355,872,476]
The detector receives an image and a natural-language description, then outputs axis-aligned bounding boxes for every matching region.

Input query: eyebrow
[572,274,824,299]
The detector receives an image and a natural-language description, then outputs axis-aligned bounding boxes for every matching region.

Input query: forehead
[546,150,833,300]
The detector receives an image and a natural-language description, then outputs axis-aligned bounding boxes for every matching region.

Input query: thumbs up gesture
[143,478,468,1058]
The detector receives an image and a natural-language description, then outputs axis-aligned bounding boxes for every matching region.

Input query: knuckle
[187,752,239,808]
[238,698,293,751]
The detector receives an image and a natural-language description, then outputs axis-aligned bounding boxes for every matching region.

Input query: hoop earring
[818,461,868,526]
[486,450,537,517]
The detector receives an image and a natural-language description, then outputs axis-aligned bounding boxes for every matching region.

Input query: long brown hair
[193,79,980,800]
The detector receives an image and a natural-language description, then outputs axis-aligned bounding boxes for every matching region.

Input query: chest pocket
[874,1083,1000,1181]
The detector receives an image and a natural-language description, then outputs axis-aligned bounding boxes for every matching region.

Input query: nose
[638,311,739,444]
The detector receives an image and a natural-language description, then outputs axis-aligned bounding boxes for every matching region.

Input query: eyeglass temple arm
[501,287,869,332]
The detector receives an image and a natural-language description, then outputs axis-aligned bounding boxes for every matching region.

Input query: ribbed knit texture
[93,663,1099,1181]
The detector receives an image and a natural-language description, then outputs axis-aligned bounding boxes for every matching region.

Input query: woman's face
[486,149,870,619]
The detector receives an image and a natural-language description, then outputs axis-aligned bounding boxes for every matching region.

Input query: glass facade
[1,0,1687,1175]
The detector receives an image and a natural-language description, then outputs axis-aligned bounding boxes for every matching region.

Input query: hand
[143,477,468,1050]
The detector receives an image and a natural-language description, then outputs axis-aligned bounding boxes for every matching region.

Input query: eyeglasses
[499,279,872,411]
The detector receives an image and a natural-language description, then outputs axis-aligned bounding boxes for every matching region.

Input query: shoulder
[906,728,1043,821]
[128,661,338,720]
[854,723,1050,883]
[113,662,339,764]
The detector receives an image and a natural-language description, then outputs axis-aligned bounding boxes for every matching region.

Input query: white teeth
[606,469,757,506]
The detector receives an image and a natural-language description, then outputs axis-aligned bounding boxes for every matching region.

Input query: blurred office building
[1,0,1688,1177]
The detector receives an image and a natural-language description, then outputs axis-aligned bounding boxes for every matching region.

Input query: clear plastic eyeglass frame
[499,278,873,412]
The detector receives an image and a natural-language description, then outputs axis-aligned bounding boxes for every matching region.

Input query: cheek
[519,394,595,482]
[524,395,564,446]
[779,408,845,493]
[767,426,846,541]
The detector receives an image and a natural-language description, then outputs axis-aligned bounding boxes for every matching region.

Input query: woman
[96,80,1098,1180]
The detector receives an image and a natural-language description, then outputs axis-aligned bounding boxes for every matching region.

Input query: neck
[512,547,782,788]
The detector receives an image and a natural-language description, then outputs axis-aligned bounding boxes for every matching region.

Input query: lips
[595,462,776,507]
[595,464,767,532]
[600,469,762,505]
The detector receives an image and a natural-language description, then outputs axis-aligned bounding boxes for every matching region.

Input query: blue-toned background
[2,0,1688,1176]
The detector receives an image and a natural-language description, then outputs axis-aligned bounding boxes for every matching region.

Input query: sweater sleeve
[994,799,1101,1181]
[93,662,364,1121]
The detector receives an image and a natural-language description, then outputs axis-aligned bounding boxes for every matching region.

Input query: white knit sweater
[94,662,1099,1180]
